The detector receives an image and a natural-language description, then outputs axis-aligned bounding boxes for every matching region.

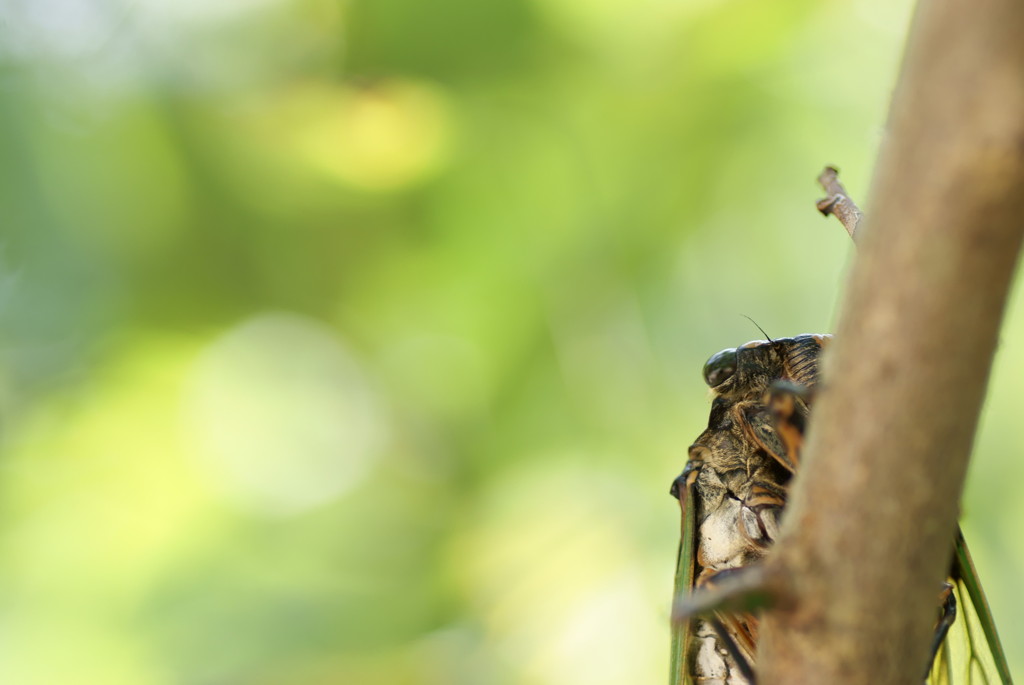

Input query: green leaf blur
[0,1,1020,683]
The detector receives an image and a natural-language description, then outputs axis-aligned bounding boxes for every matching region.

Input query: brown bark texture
[756,0,1024,683]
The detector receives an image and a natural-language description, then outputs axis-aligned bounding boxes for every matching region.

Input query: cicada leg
[735,401,797,474]
[765,380,812,467]
[695,567,761,684]
[738,479,786,550]
[926,581,957,680]
[734,381,812,475]
[709,616,758,684]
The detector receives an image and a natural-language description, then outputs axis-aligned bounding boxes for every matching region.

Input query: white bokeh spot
[184,312,386,515]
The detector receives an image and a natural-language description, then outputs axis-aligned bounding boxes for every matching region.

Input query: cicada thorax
[700,334,828,470]
[681,335,830,684]
[690,335,830,549]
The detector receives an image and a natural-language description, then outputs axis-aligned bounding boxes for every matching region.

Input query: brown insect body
[676,332,1011,684]
[682,334,829,683]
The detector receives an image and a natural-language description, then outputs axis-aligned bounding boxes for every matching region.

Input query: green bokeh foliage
[0,1,1020,683]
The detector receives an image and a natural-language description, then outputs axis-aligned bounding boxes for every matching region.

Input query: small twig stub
[816,166,863,241]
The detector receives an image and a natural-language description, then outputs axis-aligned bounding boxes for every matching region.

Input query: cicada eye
[703,348,737,387]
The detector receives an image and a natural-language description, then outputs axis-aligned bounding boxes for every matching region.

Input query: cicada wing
[931,638,953,685]
[670,468,699,685]
[951,530,1011,684]
[926,531,1013,684]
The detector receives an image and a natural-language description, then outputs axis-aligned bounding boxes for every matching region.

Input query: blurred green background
[0,0,1020,683]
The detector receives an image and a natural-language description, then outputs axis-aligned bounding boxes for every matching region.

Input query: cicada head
[702,334,831,400]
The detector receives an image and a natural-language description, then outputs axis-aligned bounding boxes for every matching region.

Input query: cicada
[669,335,1012,684]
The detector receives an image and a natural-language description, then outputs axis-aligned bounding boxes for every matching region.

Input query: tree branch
[757,0,1024,682]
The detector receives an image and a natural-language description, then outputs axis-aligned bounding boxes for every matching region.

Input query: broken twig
[816,166,863,241]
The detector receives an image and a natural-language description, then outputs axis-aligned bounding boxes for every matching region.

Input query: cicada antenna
[741,315,774,344]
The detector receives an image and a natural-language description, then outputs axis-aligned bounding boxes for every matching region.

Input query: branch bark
[757,0,1024,682]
